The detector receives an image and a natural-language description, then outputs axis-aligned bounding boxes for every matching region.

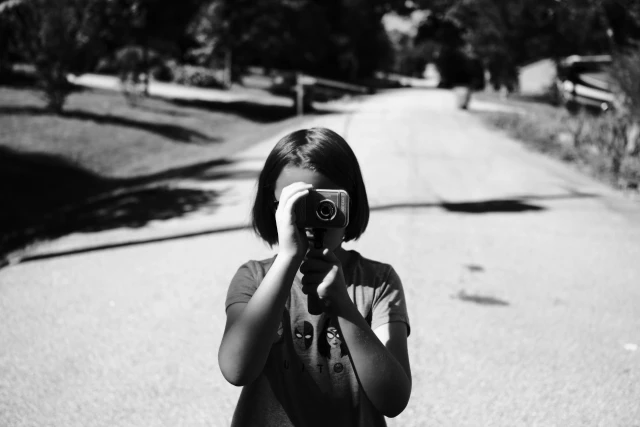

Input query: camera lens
[316,200,337,221]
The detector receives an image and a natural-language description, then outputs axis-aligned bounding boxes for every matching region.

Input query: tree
[190,0,408,82]
[411,0,640,90]
[0,0,108,113]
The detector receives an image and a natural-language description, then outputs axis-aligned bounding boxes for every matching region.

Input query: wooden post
[296,72,304,116]
[224,49,232,88]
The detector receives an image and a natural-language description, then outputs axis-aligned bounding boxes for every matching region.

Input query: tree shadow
[0,147,244,259]
[371,193,598,214]
[168,98,343,123]
[0,106,219,144]
[371,199,546,213]
[442,199,545,213]
[452,290,510,306]
[170,99,296,123]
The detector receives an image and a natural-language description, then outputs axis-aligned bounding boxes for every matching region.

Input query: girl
[218,127,411,426]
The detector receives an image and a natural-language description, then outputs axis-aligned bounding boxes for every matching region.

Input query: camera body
[295,189,350,229]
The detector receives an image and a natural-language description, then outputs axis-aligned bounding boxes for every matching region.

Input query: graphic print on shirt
[273,320,284,343]
[318,316,349,359]
[293,320,314,350]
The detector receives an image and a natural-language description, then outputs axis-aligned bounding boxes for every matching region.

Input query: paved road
[1,89,639,427]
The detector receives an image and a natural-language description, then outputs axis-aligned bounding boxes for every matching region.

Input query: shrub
[1,0,106,113]
[171,64,225,89]
[481,107,640,189]
[150,62,174,82]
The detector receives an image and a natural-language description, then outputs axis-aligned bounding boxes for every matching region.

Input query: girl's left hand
[299,248,351,312]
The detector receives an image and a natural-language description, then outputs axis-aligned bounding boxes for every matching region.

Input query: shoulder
[233,256,277,281]
[226,256,277,310]
[350,251,397,282]
[347,251,404,298]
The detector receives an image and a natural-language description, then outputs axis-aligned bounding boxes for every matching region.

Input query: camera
[295,189,350,229]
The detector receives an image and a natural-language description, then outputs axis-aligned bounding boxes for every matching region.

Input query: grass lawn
[0,85,313,262]
[471,90,640,193]
[0,86,302,178]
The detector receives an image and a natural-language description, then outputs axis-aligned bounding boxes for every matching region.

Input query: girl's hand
[275,182,313,259]
[300,248,352,312]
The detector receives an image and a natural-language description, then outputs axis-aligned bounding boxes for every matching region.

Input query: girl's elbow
[381,382,412,418]
[219,360,257,386]
[382,398,410,418]
[383,401,409,418]
[218,348,256,386]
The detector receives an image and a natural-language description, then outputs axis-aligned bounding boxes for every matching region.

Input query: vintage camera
[295,189,350,229]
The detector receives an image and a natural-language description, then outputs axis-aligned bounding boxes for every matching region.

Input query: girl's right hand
[275,182,313,259]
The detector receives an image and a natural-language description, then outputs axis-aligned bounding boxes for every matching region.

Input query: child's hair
[252,127,369,246]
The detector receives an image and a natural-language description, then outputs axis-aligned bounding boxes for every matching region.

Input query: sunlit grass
[0,86,297,178]
[473,98,640,191]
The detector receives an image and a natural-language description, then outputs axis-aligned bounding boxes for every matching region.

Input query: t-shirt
[224,250,410,427]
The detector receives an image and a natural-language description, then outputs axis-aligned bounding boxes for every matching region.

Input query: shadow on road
[372,199,544,213]
[7,190,602,267]
[371,192,598,214]
[452,290,510,306]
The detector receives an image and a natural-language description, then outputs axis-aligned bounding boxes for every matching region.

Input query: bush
[609,45,640,118]
[481,107,640,189]
[150,62,174,82]
[171,65,225,89]
[2,0,106,113]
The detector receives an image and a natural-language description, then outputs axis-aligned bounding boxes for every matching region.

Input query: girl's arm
[336,306,411,418]
[218,252,302,386]
[300,250,412,417]
[218,182,312,386]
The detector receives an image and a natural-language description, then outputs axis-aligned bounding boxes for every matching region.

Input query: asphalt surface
[1,89,639,427]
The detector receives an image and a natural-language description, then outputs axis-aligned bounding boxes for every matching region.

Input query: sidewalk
[68,74,293,107]
[17,112,354,263]
[4,74,363,264]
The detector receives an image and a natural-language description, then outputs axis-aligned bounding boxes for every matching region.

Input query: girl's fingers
[277,182,313,207]
[281,187,310,216]
[300,284,317,296]
[300,273,325,286]
[300,258,332,274]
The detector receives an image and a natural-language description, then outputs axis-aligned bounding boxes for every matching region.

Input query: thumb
[322,247,339,263]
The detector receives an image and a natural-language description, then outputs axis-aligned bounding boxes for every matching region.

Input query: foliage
[609,44,640,118]
[188,0,407,81]
[482,106,640,187]
[411,0,640,91]
[171,64,225,89]
[0,0,108,113]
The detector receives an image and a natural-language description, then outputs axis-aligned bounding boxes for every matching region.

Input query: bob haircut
[252,127,369,246]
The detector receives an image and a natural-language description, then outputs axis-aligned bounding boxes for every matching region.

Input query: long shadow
[170,99,296,123]
[0,106,219,144]
[168,98,344,123]
[0,147,245,260]
[371,192,598,214]
[120,158,261,186]
[371,199,544,213]
[453,290,510,306]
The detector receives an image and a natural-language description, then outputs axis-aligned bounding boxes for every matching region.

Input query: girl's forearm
[219,253,302,385]
[336,304,412,418]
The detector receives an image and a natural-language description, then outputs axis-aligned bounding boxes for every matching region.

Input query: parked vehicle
[555,55,615,112]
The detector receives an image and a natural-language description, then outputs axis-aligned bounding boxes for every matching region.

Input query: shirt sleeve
[371,266,411,336]
[225,261,261,311]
